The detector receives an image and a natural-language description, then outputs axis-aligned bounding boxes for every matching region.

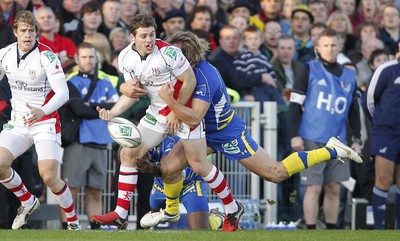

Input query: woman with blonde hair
[326,11,355,53]
[109,27,131,52]
[83,32,119,77]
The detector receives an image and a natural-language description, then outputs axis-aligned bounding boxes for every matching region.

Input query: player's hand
[291,136,304,151]
[351,143,362,154]
[120,78,146,98]
[135,154,162,177]
[158,82,175,104]
[96,106,113,121]
[166,111,180,135]
[23,103,46,126]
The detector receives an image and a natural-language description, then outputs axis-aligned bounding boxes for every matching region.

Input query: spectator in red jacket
[36,6,77,62]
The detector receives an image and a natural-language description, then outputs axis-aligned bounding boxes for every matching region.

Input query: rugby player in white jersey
[92,14,240,231]
[0,10,80,230]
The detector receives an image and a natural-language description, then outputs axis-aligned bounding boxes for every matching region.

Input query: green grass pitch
[0,230,398,241]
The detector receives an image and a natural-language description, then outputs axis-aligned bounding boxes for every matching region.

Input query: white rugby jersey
[118,39,190,117]
[0,42,66,129]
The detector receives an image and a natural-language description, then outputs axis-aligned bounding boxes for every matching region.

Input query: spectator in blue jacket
[62,42,119,230]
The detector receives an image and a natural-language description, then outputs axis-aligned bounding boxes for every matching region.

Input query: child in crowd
[233,25,285,104]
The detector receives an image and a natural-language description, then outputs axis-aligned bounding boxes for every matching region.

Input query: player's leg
[182,138,243,232]
[35,140,80,230]
[0,130,38,230]
[140,181,169,228]
[370,133,398,229]
[237,130,360,182]
[372,155,394,229]
[182,180,209,230]
[92,122,165,227]
[139,139,191,228]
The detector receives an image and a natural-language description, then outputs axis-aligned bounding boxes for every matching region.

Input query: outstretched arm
[97,95,136,121]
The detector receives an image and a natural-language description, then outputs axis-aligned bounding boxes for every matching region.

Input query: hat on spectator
[227,0,256,15]
[291,4,314,23]
[163,9,186,23]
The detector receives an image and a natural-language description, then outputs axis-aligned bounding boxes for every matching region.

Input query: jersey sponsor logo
[316,91,348,114]
[195,84,207,97]
[10,81,44,92]
[141,80,164,87]
[43,51,57,63]
[164,47,178,60]
[222,139,240,154]
[144,112,157,126]
[2,123,14,130]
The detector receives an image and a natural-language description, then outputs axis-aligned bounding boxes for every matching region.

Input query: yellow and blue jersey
[193,61,259,160]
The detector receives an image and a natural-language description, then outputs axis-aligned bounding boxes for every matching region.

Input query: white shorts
[0,119,62,162]
[138,107,205,148]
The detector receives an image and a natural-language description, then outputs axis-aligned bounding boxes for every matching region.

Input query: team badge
[222,139,240,154]
[164,47,177,60]
[29,69,36,80]
[43,51,57,63]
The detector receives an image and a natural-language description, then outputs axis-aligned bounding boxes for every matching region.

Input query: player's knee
[376,176,393,190]
[41,173,56,187]
[0,162,10,176]
[258,164,285,183]
[120,147,137,164]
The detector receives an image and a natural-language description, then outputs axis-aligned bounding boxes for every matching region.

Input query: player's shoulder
[0,42,16,59]
[374,59,399,78]
[155,39,182,59]
[38,42,58,63]
[119,42,135,61]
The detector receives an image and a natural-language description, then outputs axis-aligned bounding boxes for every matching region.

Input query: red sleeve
[65,38,77,57]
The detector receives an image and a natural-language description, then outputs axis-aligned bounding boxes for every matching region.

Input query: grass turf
[0,230,398,241]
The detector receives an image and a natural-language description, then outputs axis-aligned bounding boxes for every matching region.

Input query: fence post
[262,101,278,225]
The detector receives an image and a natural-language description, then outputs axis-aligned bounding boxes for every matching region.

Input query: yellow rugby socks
[164,178,183,215]
[282,147,336,176]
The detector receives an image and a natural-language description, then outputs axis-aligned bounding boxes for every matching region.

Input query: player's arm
[364,64,388,118]
[159,82,209,128]
[96,95,136,121]
[174,66,196,105]
[40,52,69,115]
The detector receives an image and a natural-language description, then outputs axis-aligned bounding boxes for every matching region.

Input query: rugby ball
[209,208,224,230]
[107,117,142,148]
